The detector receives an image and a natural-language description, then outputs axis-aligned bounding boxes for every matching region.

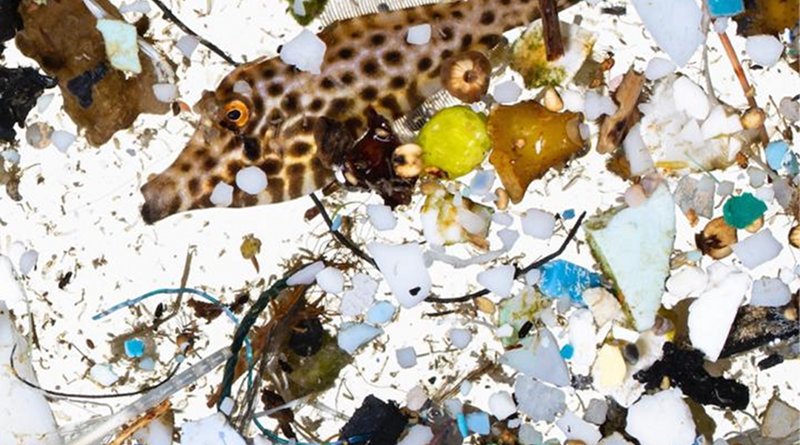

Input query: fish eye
[224,100,249,128]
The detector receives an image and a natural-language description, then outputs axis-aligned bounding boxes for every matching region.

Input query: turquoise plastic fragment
[707,0,744,17]
[562,209,576,220]
[456,412,469,438]
[465,411,490,435]
[124,338,145,358]
[766,141,789,171]
[722,193,767,229]
[560,344,574,359]
[537,260,602,304]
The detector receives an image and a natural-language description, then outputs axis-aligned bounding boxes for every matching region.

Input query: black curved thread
[309,192,377,268]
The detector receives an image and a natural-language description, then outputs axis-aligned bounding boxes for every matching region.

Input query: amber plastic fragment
[15,0,168,146]
[488,101,585,203]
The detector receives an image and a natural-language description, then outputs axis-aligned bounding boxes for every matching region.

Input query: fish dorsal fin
[318,0,458,25]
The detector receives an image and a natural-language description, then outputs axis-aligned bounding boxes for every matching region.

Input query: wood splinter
[538,0,565,61]
[597,68,645,154]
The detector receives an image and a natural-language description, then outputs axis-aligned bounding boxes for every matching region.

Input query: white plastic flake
[396,347,417,369]
[688,267,749,361]
[673,76,710,120]
[557,411,602,445]
[492,80,522,104]
[623,124,654,176]
[368,242,431,308]
[90,363,120,386]
[584,91,618,120]
[316,267,345,294]
[209,182,234,207]
[287,261,324,285]
[644,57,676,80]
[448,328,472,349]
[406,24,432,45]
[477,265,516,298]
[750,278,791,307]
[746,35,784,67]
[280,29,327,74]
[514,374,566,422]
[51,130,76,153]
[340,273,377,316]
[488,391,517,420]
[176,35,200,58]
[732,229,783,269]
[521,209,555,239]
[337,323,382,354]
[235,166,268,195]
[180,413,246,445]
[626,389,695,445]
[398,425,433,445]
[631,0,704,67]
[367,204,397,231]
[152,83,178,103]
[366,301,396,324]
[19,250,38,276]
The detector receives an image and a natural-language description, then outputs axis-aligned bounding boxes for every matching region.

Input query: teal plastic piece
[707,0,744,17]
[538,260,602,304]
[722,193,767,229]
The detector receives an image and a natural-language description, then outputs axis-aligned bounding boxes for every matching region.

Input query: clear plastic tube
[65,347,231,445]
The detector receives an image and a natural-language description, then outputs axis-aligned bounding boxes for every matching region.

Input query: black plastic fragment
[757,353,784,370]
[288,316,324,357]
[0,0,22,43]
[0,66,57,142]
[66,63,109,108]
[339,395,408,445]
[634,342,750,411]
[720,296,799,358]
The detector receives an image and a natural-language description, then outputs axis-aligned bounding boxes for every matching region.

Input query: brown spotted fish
[140,0,578,223]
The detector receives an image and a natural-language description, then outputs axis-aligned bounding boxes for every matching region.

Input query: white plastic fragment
[501,327,570,386]
[406,385,428,411]
[583,91,618,120]
[337,323,382,354]
[90,363,120,387]
[396,347,417,369]
[235,166,268,195]
[280,29,327,74]
[406,24,432,45]
[366,204,397,231]
[665,266,707,302]
[0,301,63,445]
[568,309,597,375]
[398,425,434,445]
[525,269,541,287]
[180,413,246,445]
[732,229,783,269]
[340,273,377,316]
[644,57,676,80]
[315,267,345,294]
[750,278,791,307]
[448,328,472,349]
[673,76,710,120]
[701,105,743,139]
[519,424,543,445]
[132,416,171,445]
[745,35,784,67]
[36,93,54,113]
[209,182,234,207]
[584,399,608,425]
[492,80,522,104]
[19,250,38,276]
[497,229,519,249]
[521,209,556,239]
[366,301,396,324]
[470,170,495,196]
[95,19,142,74]
[368,242,432,308]
[219,397,235,416]
[51,130,76,153]
[176,35,200,58]
[488,391,517,420]
[514,374,566,422]
[623,124,654,176]
[152,83,178,103]
[626,388,696,445]
[119,0,151,14]
[287,261,325,285]
[631,0,704,67]
[557,411,602,445]
[688,266,749,361]
[477,265,516,298]
[561,89,585,112]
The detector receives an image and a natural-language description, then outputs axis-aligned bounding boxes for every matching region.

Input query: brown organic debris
[441,51,491,103]
[597,69,645,154]
[695,217,738,259]
[537,0,564,61]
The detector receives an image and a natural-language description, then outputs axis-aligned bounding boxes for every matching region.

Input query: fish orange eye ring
[224,100,249,128]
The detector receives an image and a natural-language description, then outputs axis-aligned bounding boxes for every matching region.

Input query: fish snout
[140,174,182,224]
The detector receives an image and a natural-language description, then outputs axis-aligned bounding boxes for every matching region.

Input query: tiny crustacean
[139,0,579,224]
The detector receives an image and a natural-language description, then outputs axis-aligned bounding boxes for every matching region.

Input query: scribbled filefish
[140,0,579,224]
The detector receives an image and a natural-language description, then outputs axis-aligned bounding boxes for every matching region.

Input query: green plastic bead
[417,106,491,178]
[722,193,767,229]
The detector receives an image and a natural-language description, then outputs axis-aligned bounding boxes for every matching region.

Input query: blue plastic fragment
[560,344,574,360]
[562,209,576,220]
[124,338,145,358]
[456,413,469,438]
[465,411,491,435]
[766,141,789,171]
[707,0,744,17]
[331,214,343,231]
[537,260,602,304]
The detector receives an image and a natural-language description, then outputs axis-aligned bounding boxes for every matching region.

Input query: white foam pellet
[448,328,472,349]
[644,57,676,80]
[209,182,234,207]
[176,35,200,58]
[367,242,431,308]
[492,80,522,104]
[235,166,268,195]
[367,204,397,231]
[90,364,120,386]
[396,346,417,368]
[180,413,246,445]
[746,35,784,67]
[366,301,396,324]
[286,261,324,285]
[398,425,433,445]
[477,265,515,298]
[337,323,382,354]
[626,389,695,445]
[406,24,431,45]
[489,391,517,420]
[733,229,783,269]
[673,76,709,120]
[315,267,344,294]
[751,278,791,307]
[631,0,704,67]
[18,250,38,276]
[521,209,555,239]
[51,130,75,153]
[152,83,178,103]
[583,91,618,120]
[96,19,142,74]
[280,29,327,74]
